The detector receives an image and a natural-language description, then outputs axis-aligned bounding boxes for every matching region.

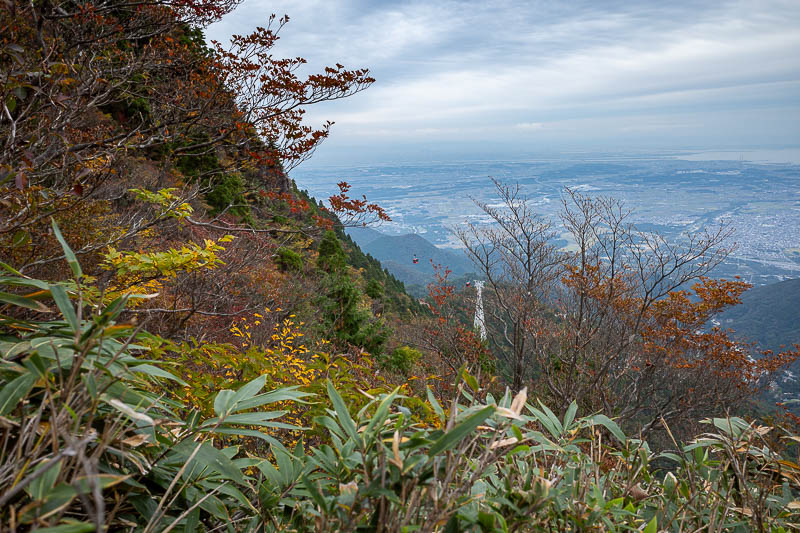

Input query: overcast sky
[207,0,800,164]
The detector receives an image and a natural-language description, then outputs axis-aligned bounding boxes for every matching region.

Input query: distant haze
[207,0,800,165]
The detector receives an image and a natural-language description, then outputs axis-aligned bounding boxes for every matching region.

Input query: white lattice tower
[473,281,486,341]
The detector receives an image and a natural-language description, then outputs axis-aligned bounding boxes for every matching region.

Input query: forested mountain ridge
[347,228,475,291]
[0,0,419,355]
[721,278,800,355]
[1,1,799,530]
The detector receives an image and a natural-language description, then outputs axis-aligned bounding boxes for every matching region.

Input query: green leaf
[0,371,37,415]
[101,294,129,322]
[326,380,359,442]
[212,428,284,447]
[26,459,62,501]
[478,511,496,530]
[0,261,24,276]
[527,406,561,439]
[508,444,530,456]
[176,441,244,485]
[185,508,200,532]
[51,219,82,279]
[72,474,130,494]
[50,284,78,332]
[536,400,563,436]
[234,386,312,412]
[11,230,29,247]
[23,352,49,380]
[706,416,750,439]
[426,387,445,423]
[231,374,266,409]
[203,411,288,427]
[37,483,77,518]
[428,405,494,457]
[213,389,236,417]
[301,474,329,512]
[0,290,50,312]
[643,515,657,533]
[364,387,400,440]
[659,452,683,464]
[604,497,624,509]
[590,414,627,443]
[563,400,578,429]
[32,522,95,533]
[461,367,479,391]
[313,415,346,440]
[211,482,257,512]
[132,363,187,386]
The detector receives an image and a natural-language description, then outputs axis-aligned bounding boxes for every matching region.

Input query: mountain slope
[721,278,800,354]
[347,230,475,286]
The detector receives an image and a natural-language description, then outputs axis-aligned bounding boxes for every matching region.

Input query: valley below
[296,150,800,288]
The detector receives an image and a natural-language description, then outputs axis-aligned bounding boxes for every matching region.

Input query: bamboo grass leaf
[428,405,494,457]
[51,219,82,279]
[0,372,36,415]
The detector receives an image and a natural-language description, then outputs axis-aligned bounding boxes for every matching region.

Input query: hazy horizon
[207,0,800,166]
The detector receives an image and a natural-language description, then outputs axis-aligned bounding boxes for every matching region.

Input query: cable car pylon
[473,280,486,341]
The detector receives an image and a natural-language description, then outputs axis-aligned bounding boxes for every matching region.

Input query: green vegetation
[1,254,798,529]
[275,247,304,272]
[381,345,423,375]
[365,278,384,299]
[1,0,798,530]
[722,278,800,356]
[318,232,390,356]
[205,173,249,218]
[318,230,348,273]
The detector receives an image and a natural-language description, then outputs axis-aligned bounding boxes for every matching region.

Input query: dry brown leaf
[496,407,523,420]
[490,437,519,449]
[122,433,149,447]
[510,387,528,415]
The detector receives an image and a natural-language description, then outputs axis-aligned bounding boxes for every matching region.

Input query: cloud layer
[207,0,800,162]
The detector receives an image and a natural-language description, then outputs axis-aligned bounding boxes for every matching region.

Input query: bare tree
[551,188,735,427]
[455,179,561,391]
[455,180,781,438]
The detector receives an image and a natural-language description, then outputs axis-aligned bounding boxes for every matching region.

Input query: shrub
[254,374,800,532]
[205,173,249,217]
[2,223,798,531]
[0,222,308,530]
[317,229,347,273]
[172,132,220,177]
[275,247,303,271]
[381,345,422,375]
[366,278,384,298]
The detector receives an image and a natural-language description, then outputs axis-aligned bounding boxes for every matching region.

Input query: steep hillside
[2,2,799,530]
[347,229,476,287]
[721,278,800,354]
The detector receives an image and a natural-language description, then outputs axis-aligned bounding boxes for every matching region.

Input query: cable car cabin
[412,255,419,264]
[466,281,471,288]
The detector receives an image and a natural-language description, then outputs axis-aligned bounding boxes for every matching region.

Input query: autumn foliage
[2,0,799,530]
[0,0,385,344]
[458,181,799,438]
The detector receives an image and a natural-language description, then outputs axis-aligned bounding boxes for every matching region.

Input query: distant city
[294,150,800,288]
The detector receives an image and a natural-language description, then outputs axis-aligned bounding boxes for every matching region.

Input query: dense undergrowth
[2,0,800,530]
[1,244,799,530]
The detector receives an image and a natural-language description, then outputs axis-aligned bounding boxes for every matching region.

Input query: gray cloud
[207,0,800,162]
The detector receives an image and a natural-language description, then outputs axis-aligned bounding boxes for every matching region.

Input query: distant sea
[291,149,800,287]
